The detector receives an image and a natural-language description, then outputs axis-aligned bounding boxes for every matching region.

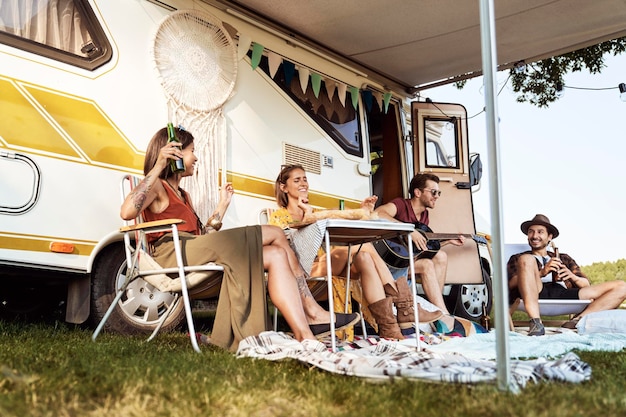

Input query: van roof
[221,0,626,90]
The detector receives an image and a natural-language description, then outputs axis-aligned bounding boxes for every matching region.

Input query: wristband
[207,215,223,231]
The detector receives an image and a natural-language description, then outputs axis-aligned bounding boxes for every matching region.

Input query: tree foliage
[582,258,626,284]
[510,37,626,107]
[454,37,626,108]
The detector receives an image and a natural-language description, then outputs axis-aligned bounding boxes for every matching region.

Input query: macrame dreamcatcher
[153,9,237,223]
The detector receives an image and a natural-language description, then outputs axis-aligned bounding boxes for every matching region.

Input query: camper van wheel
[91,244,185,334]
[447,267,492,322]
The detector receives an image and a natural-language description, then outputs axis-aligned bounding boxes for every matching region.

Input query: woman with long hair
[120,127,358,351]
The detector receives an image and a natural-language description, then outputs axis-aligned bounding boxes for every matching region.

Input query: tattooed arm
[120,143,174,220]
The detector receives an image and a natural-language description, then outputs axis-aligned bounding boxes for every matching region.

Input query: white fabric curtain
[0,0,90,55]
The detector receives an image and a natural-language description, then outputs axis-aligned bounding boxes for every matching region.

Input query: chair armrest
[120,218,186,232]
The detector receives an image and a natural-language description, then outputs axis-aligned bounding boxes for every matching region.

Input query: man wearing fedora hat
[507,214,626,336]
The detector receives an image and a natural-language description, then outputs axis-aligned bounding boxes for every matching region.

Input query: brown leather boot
[368,297,404,340]
[384,276,443,328]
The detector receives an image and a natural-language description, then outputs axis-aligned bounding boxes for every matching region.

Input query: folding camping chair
[92,175,224,352]
[510,298,591,329]
[504,243,591,329]
[258,208,368,339]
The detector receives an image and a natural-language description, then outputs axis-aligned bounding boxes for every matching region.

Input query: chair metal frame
[92,175,224,352]
[258,208,367,336]
[509,298,591,329]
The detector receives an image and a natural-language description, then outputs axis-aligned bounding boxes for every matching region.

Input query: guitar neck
[424,232,483,242]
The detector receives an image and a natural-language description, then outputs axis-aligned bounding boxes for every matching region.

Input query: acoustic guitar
[372,222,488,268]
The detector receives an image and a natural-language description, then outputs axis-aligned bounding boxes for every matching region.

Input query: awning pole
[478,0,511,391]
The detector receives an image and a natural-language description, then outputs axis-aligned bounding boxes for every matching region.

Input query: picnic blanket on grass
[236,331,591,392]
[425,329,626,360]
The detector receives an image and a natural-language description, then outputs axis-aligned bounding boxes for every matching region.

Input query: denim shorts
[388,265,409,281]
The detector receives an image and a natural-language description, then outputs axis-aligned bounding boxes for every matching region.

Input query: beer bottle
[167,123,185,173]
[481,302,490,331]
[551,241,560,282]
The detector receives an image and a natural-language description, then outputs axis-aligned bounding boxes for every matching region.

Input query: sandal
[309,312,360,338]
[561,317,580,329]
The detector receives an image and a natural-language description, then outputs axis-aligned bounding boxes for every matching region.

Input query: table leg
[406,233,420,351]
[325,229,336,352]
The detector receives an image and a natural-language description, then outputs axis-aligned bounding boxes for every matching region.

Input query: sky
[426,54,626,266]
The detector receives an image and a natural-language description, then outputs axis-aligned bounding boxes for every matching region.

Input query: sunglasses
[422,188,442,197]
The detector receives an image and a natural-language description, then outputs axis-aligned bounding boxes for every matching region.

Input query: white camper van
[0,0,492,333]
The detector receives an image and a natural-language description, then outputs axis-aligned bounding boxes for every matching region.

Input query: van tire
[446,267,492,322]
[91,243,185,334]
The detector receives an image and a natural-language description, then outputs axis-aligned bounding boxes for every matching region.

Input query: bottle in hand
[167,123,185,173]
[551,242,560,282]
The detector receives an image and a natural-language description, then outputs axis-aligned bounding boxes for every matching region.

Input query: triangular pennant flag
[325,80,336,101]
[373,91,383,111]
[298,67,310,94]
[349,86,359,109]
[337,82,347,107]
[310,73,322,98]
[237,34,252,61]
[268,51,281,78]
[362,90,373,113]
[383,92,392,113]
[283,60,295,87]
[251,42,264,70]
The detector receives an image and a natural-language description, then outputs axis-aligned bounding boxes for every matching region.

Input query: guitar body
[372,222,440,269]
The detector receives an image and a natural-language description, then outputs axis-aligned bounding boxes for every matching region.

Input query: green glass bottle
[167,123,185,173]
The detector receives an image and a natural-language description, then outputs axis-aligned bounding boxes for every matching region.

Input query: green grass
[1,319,626,417]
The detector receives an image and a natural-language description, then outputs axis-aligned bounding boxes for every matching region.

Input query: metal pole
[478,0,511,391]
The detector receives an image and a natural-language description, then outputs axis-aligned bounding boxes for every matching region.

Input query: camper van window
[424,117,459,169]
[256,55,363,157]
[0,0,111,70]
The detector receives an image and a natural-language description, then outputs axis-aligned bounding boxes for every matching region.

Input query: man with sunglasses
[507,214,626,336]
[375,173,465,314]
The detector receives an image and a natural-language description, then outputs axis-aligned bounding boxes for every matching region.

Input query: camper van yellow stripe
[0,75,358,212]
[0,233,95,256]
[228,172,360,209]
[0,76,143,171]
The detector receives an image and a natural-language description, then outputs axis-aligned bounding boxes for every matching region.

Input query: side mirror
[469,153,482,186]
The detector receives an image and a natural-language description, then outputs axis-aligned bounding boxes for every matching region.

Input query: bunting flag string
[325,80,337,101]
[298,67,310,94]
[238,37,394,114]
[310,72,322,98]
[362,90,373,112]
[268,51,281,78]
[283,60,296,87]
[237,34,252,61]
[250,42,264,69]
[383,92,392,113]
[349,86,359,110]
[337,82,347,107]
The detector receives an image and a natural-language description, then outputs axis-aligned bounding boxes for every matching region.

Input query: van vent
[283,143,322,175]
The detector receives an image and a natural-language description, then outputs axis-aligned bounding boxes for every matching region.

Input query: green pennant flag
[251,42,264,70]
[310,73,322,98]
[349,86,359,109]
[383,92,392,113]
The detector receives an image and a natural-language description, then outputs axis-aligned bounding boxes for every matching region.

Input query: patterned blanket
[236,331,591,392]
[426,329,626,360]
